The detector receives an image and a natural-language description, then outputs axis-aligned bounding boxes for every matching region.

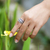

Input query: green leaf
[11,4,18,29]
[22,37,31,50]
[0,29,3,50]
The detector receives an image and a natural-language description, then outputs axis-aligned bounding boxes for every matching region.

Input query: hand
[9,1,50,43]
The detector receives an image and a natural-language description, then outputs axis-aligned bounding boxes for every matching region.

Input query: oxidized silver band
[18,18,24,24]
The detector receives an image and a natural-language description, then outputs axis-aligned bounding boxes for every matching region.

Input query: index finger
[9,17,24,37]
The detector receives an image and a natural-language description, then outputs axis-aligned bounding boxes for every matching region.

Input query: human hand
[9,1,50,43]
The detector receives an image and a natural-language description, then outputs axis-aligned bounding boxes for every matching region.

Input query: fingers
[22,23,35,41]
[15,20,29,43]
[9,17,24,37]
[30,25,41,39]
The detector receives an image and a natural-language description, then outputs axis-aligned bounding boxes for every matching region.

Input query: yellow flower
[1,31,17,36]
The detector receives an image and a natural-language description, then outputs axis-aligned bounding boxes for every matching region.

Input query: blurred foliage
[0,1,4,8]
[0,0,31,50]
[0,0,18,50]
[17,0,22,4]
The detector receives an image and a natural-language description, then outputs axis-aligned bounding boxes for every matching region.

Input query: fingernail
[15,39,18,43]
[9,33,13,37]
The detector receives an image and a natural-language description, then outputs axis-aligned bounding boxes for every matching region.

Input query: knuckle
[32,20,36,23]
[27,17,32,20]
[15,21,19,25]
[34,20,37,23]
[19,25,26,33]
[28,30,31,33]
[33,33,36,36]
[19,29,24,33]
[23,11,32,21]
[33,30,38,35]
[23,12,28,16]
[25,33,29,36]
[26,30,31,34]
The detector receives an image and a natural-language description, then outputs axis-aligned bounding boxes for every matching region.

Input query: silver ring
[18,18,24,24]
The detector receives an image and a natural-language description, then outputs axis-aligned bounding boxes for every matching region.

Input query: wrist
[43,0,50,17]
[43,0,50,10]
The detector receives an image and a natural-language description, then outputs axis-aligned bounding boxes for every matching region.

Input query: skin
[9,0,50,43]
